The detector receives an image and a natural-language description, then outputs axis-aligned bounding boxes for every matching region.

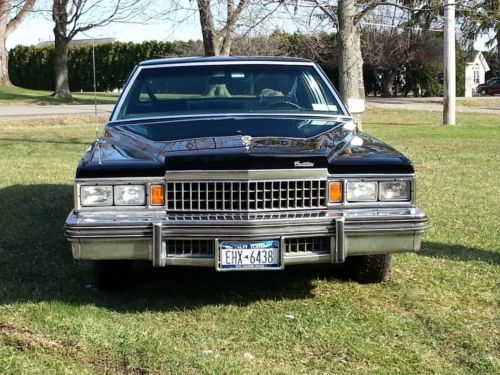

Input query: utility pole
[443,0,456,125]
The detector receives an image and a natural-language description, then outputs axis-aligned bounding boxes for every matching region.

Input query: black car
[476,78,500,96]
[65,57,428,289]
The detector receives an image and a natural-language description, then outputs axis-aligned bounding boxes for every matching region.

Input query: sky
[6,2,494,52]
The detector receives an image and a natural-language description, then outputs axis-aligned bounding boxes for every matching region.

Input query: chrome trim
[336,218,346,262]
[110,60,349,122]
[164,169,329,180]
[75,178,167,213]
[152,222,164,267]
[166,178,327,212]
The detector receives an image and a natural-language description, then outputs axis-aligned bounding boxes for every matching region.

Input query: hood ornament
[241,135,252,151]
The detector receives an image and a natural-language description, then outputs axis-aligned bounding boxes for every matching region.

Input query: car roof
[138,56,315,66]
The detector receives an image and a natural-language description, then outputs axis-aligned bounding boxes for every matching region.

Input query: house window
[473,70,480,84]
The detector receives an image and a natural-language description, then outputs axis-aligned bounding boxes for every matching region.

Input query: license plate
[218,240,281,270]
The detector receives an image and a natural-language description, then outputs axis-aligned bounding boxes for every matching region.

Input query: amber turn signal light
[150,185,165,206]
[329,181,343,203]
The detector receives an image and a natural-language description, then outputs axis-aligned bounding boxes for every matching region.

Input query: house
[35,38,117,48]
[464,52,490,97]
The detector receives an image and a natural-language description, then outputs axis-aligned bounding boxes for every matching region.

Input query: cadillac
[64,57,428,289]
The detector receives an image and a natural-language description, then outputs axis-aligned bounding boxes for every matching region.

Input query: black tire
[344,254,392,284]
[480,88,487,96]
[93,260,134,290]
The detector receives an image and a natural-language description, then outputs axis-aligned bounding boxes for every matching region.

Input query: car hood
[76,116,414,178]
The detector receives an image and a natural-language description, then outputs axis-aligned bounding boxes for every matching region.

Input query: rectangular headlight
[81,185,113,206]
[379,181,410,201]
[346,181,377,202]
[114,185,146,206]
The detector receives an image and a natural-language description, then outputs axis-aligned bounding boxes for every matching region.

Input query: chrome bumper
[65,208,428,267]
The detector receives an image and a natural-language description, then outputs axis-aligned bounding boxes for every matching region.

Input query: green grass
[0,110,499,374]
[0,86,118,105]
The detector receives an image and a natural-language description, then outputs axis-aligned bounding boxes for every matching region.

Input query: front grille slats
[284,236,331,254]
[166,239,214,256]
[166,179,327,212]
[165,237,332,257]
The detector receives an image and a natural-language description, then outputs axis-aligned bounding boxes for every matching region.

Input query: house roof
[466,51,490,72]
[35,38,117,48]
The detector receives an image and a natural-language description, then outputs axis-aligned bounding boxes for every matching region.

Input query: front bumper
[65,208,428,268]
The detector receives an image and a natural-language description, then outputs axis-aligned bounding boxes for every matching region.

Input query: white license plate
[218,240,281,270]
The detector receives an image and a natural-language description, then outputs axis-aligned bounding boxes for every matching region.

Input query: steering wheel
[265,100,303,110]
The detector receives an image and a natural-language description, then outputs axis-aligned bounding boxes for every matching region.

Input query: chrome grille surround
[166,179,327,212]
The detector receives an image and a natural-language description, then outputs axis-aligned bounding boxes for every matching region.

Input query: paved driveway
[0,104,115,120]
[367,97,500,114]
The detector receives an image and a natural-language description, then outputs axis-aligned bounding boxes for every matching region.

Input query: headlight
[81,185,113,206]
[346,181,377,202]
[114,185,146,206]
[379,181,410,201]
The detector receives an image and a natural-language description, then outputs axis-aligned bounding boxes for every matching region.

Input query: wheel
[343,254,392,284]
[93,260,134,290]
[480,88,487,96]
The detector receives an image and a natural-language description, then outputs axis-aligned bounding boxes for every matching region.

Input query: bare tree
[0,0,36,86]
[51,0,152,99]
[168,0,281,57]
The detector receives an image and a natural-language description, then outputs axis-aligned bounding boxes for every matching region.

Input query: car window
[117,64,342,120]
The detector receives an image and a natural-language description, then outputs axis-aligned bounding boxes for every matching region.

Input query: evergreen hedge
[8,40,200,92]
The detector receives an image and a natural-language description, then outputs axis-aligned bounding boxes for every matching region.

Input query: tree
[459,0,499,74]
[51,0,151,99]
[0,0,36,86]
[169,0,281,57]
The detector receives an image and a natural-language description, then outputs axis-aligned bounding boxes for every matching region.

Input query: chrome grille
[166,179,327,212]
[284,236,331,254]
[166,239,214,256]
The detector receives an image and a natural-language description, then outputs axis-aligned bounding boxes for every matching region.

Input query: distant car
[64,57,428,289]
[476,78,500,96]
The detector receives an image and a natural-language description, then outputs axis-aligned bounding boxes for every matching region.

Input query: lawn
[0,110,498,374]
[0,86,118,105]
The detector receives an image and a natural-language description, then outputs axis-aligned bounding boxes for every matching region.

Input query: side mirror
[347,98,365,114]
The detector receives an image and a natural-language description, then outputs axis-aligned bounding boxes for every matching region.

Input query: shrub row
[8,40,201,91]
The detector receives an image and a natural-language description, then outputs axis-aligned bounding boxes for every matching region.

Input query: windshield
[116,64,343,120]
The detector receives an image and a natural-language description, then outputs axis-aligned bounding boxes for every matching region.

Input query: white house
[464,52,490,97]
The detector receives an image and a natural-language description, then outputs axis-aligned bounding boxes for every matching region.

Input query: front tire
[480,88,488,96]
[344,254,392,284]
[93,260,133,290]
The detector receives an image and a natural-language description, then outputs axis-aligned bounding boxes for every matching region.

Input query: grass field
[0,86,118,105]
[0,110,498,374]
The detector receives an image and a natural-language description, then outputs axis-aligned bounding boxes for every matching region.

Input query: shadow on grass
[420,241,500,265]
[0,184,335,312]
[2,184,496,313]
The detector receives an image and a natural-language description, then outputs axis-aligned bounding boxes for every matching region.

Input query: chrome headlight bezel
[80,185,113,207]
[379,180,411,201]
[114,185,146,206]
[346,181,378,202]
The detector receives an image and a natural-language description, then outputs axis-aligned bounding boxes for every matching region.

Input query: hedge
[8,40,201,92]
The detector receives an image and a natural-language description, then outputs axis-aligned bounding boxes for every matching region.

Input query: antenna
[92,37,99,139]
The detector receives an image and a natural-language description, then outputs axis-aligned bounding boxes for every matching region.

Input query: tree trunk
[337,0,365,130]
[497,29,500,76]
[381,70,396,97]
[53,35,71,99]
[0,34,11,86]
[0,0,35,87]
[52,0,71,99]
[0,0,12,86]
[197,0,217,56]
